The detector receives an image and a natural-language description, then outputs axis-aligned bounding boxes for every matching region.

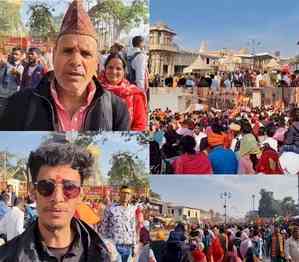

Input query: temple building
[149,22,281,77]
[149,22,197,77]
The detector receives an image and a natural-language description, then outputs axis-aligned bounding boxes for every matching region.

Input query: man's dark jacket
[0,218,111,261]
[0,72,130,131]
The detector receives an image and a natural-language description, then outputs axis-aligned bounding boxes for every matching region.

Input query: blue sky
[0,132,148,181]
[149,176,298,218]
[150,0,299,57]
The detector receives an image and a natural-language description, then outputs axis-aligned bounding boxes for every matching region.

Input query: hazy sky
[150,176,298,218]
[0,132,148,180]
[151,0,299,58]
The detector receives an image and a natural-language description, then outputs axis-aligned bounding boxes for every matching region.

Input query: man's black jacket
[0,218,111,261]
[0,72,130,131]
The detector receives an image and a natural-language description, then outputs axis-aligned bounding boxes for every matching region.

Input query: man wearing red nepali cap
[0,142,111,261]
[0,0,129,131]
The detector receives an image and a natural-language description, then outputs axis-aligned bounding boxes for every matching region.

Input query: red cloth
[172,152,212,174]
[99,74,147,131]
[192,249,206,262]
[212,237,224,262]
[256,148,283,174]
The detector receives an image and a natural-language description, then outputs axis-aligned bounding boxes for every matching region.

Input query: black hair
[104,52,127,70]
[27,142,95,184]
[28,47,41,55]
[266,126,276,137]
[12,47,24,54]
[120,185,131,191]
[179,135,196,154]
[132,35,144,47]
[199,137,209,152]
[290,107,299,122]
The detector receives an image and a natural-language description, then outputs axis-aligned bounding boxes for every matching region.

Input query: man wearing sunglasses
[0,142,110,261]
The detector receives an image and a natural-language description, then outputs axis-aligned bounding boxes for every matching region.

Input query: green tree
[89,0,149,41]
[0,1,24,36]
[258,189,280,218]
[280,196,297,217]
[107,151,149,188]
[27,2,56,40]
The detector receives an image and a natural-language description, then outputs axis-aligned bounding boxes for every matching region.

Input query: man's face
[33,164,82,231]
[120,190,131,205]
[139,40,145,49]
[11,50,22,63]
[7,186,12,193]
[53,34,98,96]
[28,51,39,65]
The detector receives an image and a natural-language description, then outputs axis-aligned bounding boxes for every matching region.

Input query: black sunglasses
[34,179,81,199]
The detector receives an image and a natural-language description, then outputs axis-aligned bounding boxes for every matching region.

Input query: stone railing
[150,44,178,52]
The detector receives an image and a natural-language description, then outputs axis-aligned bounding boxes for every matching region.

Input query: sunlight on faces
[53,34,98,96]
[105,58,125,85]
[32,164,82,230]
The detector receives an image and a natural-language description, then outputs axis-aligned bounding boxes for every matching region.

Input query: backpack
[126,51,141,84]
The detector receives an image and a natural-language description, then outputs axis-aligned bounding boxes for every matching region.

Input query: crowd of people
[0,0,148,131]
[150,105,299,174]
[0,142,154,262]
[150,69,299,89]
[149,221,299,262]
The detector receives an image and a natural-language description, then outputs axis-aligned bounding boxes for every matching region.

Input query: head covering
[58,0,97,41]
[239,133,261,157]
[207,131,225,147]
[229,123,241,132]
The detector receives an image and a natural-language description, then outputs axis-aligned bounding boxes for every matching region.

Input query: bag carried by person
[126,51,141,84]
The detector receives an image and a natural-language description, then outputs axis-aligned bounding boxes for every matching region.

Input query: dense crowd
[150,69,299,89]
[150,106,299,174]
[149,221,299,262]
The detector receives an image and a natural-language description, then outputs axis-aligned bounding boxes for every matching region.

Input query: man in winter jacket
[0,0,129,131]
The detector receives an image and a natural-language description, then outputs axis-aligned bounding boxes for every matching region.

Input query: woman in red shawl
[99,53,147,131]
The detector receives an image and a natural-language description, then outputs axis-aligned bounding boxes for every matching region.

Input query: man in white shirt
[262,126,278,152]
[100,185,138,262]
[256,71,263,87]
[128,36,148,90]
[193,125,207,152]
[285,226,299,262]
[0,197,24,241]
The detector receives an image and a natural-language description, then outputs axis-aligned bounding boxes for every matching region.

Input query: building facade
[149,22,197,77]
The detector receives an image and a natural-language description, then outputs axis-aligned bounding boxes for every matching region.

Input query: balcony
[150,44,178,53]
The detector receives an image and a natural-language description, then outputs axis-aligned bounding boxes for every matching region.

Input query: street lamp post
[252,194,256,211]
[220,192,232,224]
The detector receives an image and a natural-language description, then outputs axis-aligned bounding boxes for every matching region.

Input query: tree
[27,2,57,41]
[107,151,149,188]
[0,1,25,37]
[280,196,297,217]
[258,189,280,218]
[89,0,149,42]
